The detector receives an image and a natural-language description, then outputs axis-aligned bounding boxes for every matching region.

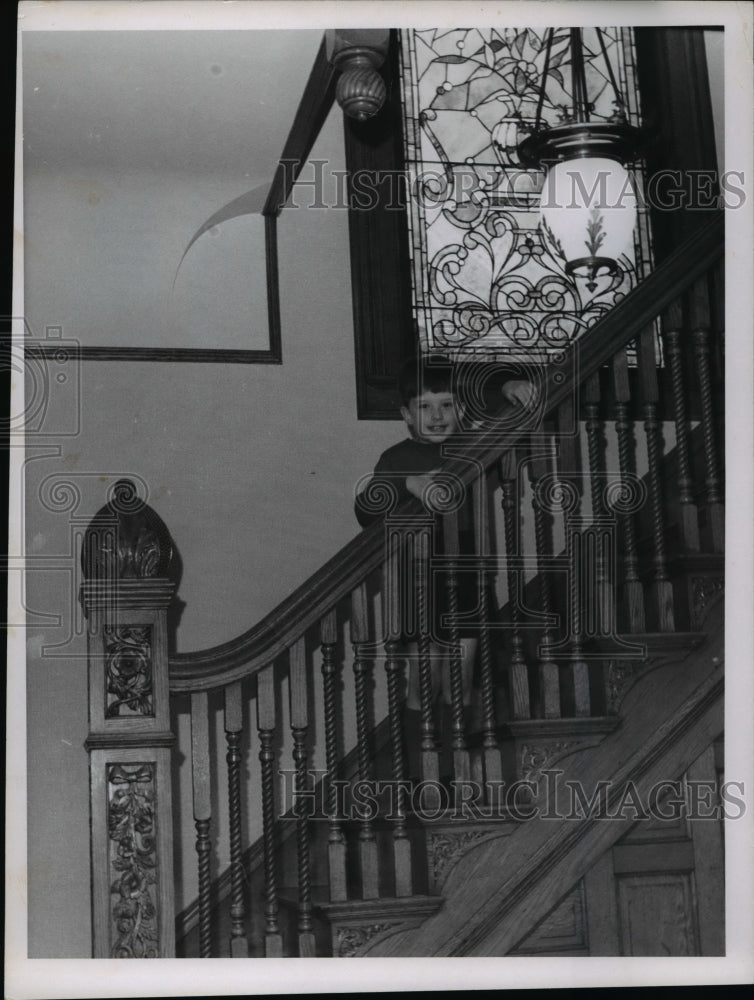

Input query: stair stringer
[365,605,723,956]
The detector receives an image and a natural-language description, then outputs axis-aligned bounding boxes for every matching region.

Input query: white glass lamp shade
[540,157,637,289]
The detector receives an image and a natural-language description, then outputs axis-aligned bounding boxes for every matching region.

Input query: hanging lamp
[517,28,646,291]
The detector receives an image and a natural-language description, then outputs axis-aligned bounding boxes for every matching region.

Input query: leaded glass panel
[399,27,654,362]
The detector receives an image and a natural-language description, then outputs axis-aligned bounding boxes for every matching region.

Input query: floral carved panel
[104,625,154,718]
[107,762,159,958]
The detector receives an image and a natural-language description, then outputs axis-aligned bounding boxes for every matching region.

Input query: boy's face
[400,390,463,444]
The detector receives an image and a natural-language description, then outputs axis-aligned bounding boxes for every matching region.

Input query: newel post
[80,479,179,958]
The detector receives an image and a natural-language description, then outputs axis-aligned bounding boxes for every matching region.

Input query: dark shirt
[354,435,473,530]
[356,437,443,527]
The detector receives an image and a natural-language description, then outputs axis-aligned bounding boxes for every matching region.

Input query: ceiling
[21,29,324,182]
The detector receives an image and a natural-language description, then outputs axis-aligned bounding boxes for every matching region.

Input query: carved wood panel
[617,873,698,956]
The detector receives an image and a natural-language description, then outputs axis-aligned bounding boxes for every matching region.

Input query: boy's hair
[397,354,457,406]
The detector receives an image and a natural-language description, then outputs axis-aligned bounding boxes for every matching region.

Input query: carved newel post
[81,479,179,958]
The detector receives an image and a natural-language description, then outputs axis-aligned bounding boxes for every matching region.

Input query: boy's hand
[502,379,539,409]
[405,470,440,500]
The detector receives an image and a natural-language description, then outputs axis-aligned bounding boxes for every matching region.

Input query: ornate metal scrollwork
[107,763,159,958]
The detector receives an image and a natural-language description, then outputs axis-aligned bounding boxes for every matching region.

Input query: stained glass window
[399,27,654,362]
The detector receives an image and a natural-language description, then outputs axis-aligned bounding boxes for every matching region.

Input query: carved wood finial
[81,478,177,581]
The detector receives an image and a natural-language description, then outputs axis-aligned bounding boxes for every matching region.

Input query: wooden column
[81,480,177,959]
[82,577,177,958]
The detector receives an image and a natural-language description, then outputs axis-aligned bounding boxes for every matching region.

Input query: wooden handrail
[168,210,724,692]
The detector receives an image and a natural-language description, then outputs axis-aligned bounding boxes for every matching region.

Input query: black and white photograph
[6,0,754,995]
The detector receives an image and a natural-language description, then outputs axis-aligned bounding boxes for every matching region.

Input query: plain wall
[24,109,401,957]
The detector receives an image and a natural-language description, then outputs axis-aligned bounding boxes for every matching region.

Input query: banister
[168,209,724,693]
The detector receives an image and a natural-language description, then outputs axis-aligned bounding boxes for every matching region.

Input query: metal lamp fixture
[325,29,390,122]
[517,28,646,291]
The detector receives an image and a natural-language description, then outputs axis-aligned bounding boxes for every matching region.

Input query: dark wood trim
[24,345,282,364]
[265,214,282,362]
[343,29,416,420]
[38,36,335,365]
[168,211,723,692]
[263,35,338,217]
[634,27,720,264]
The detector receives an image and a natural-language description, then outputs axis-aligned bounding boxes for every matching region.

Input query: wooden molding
[343,29,416,419]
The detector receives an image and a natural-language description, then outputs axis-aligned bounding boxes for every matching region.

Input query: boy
[355,354,538,779]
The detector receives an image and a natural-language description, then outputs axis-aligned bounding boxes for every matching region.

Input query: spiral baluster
[527,445,560,718]
[662,300,700,551]
[690,275,724,552]
[611,347,646,633]
[638,323,675,631]
[473,473,502,789]
[190,691,212,958]
[383,528,412,895]
[320,609,347,902]
[555,398,590,716]
[351,583,379,899]
[224,682,248,956]
[499,449,530,720]
[415,527,440,782]
[289,638,316,955]
[585,372,614,637]
[256,665,282,956]
[443,507,470,784]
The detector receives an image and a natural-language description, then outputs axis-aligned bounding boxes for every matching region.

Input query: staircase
[80,210,725,959]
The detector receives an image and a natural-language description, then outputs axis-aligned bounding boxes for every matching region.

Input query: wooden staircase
[79,210,725,959]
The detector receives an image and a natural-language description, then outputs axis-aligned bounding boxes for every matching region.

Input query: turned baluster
[289,637,316,955]
[611,346,647,632]
[415,527,440,782]
[190,691,212,958]
[556,398,591,716]
[527,443,560,718]
[320,608,347,902]
[689,274,724,553]
[710,257,725,435]
[584,371,615,637]
[637,322,675,631]
[350,582,379,899]
[383,530,411,895]
[224,682,248,956]
[442,506,470,784]
[473,473,502,786]
[661,298,700,551]
[499,448,530,720]
[256,664,282,956]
